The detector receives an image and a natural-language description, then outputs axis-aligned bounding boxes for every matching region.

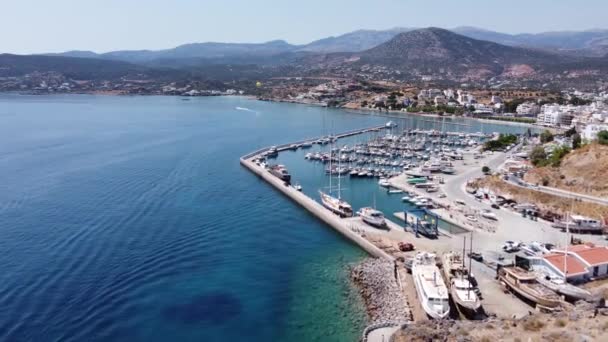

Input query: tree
[540,130,554,144]
[572,133,582,149]
[598,130,608,145]
[529,146,548,166]
[564,126,577,137]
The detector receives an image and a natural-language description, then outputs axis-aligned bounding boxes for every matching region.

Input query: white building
[516,102,540,116]
[537,104,575,127]
[582,123,608,141]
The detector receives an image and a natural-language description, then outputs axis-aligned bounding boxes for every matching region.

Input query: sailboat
[319,131,353,218]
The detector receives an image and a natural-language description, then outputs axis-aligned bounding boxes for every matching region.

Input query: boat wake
[235,107,258,114]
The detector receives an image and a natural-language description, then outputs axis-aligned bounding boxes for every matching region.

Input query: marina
[241,116,608,328]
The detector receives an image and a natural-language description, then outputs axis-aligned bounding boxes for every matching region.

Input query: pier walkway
[240,125,394,261]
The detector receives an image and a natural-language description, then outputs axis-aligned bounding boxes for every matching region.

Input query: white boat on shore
[412,252,450,319]
[358,207,387,228]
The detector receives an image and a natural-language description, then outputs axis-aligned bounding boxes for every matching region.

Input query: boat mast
[468,232,473,297]
[462,236,467,281]
[337,143,342,200]
[564,196,573,282]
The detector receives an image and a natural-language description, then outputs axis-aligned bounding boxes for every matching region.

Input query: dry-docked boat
[442,252,482,317]
[412,252,450,319]
[498,266,561,308]
[358,207,386,228]
[536,274,593,302]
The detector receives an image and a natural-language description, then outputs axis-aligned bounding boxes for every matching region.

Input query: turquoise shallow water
[0,94,530,342]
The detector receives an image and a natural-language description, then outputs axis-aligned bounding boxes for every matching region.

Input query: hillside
[298,28,412,53]
[350,27,574,81]
[524,143,608,198]
[0,54,150,80]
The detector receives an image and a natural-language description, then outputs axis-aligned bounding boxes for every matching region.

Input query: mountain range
[44,26,608,64]
[3,27,608,89]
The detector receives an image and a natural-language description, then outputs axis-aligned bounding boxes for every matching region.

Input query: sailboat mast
[337,144,341,200]
[462,236,467,281]
[564,196,573,281]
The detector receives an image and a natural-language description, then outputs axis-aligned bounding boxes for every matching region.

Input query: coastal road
[504,175,608,206]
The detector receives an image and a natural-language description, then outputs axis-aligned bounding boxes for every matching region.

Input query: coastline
[254,96,541,129]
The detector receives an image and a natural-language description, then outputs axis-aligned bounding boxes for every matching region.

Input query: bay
[0,94,530,342]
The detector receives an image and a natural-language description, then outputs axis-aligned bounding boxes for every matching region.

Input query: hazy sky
[2,0,607,54]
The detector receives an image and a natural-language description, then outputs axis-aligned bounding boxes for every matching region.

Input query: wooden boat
[498,266,561,308]
[442,252,482,317]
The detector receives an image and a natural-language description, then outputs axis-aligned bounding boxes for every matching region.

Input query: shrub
[523,318,545,332]
[598,130,608,145]
[555,318,567,327]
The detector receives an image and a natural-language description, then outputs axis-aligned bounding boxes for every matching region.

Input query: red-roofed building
[531,244,608,282]
[542,253,588,281]
[567,245,608,279]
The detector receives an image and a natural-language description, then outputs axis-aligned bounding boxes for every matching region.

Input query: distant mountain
[43,27,608,65]
[358,27,567,69]
[454,27,608,56]
[0,54,188,81]
[298,28,413,53]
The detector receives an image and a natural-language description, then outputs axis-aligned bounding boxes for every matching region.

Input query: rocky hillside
[525,143,608,198]
[355,28,571,79]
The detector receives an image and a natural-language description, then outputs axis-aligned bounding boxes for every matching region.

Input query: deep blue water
[0,95,530,342]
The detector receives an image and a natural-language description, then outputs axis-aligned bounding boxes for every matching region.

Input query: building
[537,104,575,127]
[434,95,447,106]
[491,95,503,104]
[582,123,608,141]
[532,244,608,282]
[516,102,540,116]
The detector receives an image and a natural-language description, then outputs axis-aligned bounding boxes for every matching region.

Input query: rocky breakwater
[351,259,412,324]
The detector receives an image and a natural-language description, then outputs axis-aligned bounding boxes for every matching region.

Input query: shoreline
[254,96,541,129]
[0,91,544,130]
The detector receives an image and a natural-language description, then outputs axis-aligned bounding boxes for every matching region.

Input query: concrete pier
[240,125,395,261]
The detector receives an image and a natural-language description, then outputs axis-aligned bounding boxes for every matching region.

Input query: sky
[2,0,607,54]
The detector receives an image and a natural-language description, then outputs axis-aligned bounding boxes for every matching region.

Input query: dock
[240,125,394,261]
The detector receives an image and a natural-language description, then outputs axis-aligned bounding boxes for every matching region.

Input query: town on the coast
[4,18,608,341]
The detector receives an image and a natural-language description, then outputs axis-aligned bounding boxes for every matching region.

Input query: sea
[0,94,531,342]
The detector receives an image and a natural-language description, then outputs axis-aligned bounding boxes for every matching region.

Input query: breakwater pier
[240,125,394,260]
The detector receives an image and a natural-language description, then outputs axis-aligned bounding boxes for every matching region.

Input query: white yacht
[358,207,387,228]
[378,178,390,187]
[411,252,451,319]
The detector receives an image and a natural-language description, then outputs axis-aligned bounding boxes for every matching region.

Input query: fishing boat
[442,251,482,317]
[498,266,561,308]
[358,207,387,228]
[412,252,451,319]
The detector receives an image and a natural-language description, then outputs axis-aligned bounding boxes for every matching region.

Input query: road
[504,175,608,206]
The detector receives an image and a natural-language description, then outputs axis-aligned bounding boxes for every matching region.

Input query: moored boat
[269,164,291,183]
[319,190,353,217]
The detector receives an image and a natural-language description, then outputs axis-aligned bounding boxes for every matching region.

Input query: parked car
[468,252,483,262]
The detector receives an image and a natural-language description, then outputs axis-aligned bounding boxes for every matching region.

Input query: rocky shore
[392,301,608,342]
[350,258,412,324]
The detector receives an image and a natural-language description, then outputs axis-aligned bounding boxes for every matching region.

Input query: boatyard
[240,121,608,337]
